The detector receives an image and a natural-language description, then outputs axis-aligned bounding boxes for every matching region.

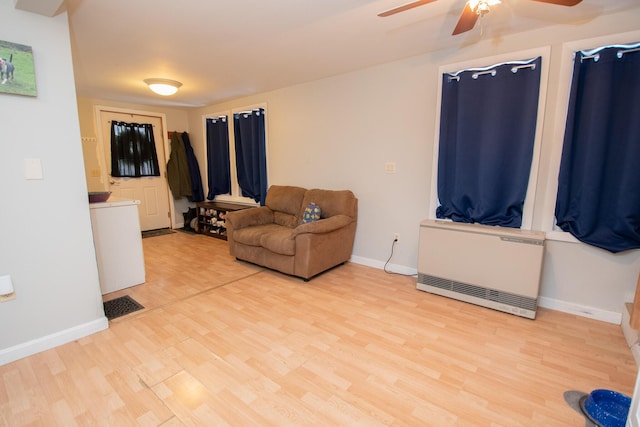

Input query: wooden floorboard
[0,231,636,426]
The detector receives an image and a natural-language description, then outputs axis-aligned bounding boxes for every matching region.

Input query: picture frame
[0,40,37,97]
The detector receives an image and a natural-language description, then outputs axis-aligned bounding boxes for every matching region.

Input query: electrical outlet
[394,233,399,242]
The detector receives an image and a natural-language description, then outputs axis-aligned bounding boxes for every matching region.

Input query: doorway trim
[94,105,175,229]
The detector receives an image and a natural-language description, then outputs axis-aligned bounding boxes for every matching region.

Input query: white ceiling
[58,0,639,107]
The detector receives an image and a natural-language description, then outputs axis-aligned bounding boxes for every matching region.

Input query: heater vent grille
[418,273,538,318]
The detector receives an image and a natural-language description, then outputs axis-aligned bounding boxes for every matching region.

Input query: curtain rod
[446,57,539,78]
[472,69,497,79]
[618,46,640,58]
[580,42,640,62]
[109,120,155,127]
[235,108,264,115]
[447,58,539,82]
[511,63,536,73]
[581,53,600,62]
[470,63,536,79]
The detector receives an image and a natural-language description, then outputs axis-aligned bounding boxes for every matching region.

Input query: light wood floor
[0,230,636,426]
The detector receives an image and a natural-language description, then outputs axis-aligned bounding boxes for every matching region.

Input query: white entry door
[100,110,171,231]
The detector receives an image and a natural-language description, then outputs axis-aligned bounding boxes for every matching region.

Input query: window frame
[201,102,269,205]
[428,46,551,231]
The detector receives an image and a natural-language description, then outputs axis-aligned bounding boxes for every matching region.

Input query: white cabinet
[89,198,145,295]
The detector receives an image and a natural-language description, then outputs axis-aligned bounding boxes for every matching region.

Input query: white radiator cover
[417,220,545,319]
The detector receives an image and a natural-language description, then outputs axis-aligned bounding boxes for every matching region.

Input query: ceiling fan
[378,0,583,35]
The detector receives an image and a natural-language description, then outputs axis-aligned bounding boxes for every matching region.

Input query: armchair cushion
[232,223,284,247]
[265,185,306,227]
[225,206,274,229]
[260,227,296,255]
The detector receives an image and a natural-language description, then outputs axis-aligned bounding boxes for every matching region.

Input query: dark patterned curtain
[233,109,267,205]
[437,57,541,228]
[206,116,231,200]
[110,121,160,177]
[555,44,640,253]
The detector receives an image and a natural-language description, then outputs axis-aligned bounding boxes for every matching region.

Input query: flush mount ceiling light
[143,78,182,96]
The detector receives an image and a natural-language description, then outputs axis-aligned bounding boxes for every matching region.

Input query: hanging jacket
[182,132,204,202]
[166,132,192,199]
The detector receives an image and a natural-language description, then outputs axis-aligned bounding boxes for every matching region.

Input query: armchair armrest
[226,206,274,229]
[292,215,353,237]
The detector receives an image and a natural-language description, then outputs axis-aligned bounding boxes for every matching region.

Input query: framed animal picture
[0,40,37,97]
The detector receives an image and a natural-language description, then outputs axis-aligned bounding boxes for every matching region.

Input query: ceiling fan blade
[378,0,437,17]
[452,2,479,35]
[529,0,582,5]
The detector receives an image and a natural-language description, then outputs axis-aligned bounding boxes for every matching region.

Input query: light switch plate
[25,158,43,180]
[384,162,396,174]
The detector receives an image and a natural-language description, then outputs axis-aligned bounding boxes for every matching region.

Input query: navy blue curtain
[206,117,231,200]
[234,109,267,205]
[555,45,640,253]
[110,121,160,177]
[181,132,204,202]
[436,57,541,228]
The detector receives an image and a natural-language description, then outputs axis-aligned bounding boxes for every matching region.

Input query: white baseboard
[621,303,640,367]
[350,255,417,277]
[351,256,622,324]
[537,296,622,324]
[0,317,109,366]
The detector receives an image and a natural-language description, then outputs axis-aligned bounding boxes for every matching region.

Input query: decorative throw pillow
[302,202,321,224]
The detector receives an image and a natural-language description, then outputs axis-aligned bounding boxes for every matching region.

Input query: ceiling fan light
[469,0,501,13]
[144,78,182,96]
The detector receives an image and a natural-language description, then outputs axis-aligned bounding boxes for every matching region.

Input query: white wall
[188,8,640,322]
[0,4,107,364]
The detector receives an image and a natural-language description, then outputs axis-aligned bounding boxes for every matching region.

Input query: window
[203,105,269,205]
[433,55,544,229]
[110,121,160,177]
[554,42,640,253]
